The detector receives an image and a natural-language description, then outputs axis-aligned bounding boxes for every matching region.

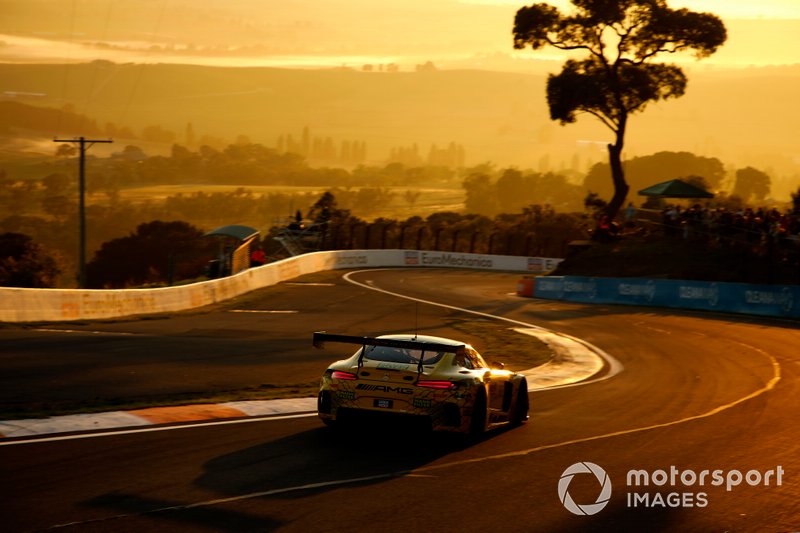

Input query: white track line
[47,341,781,529]
[38,274,784,529]
[343,269,624,387]
[1,269,620,446]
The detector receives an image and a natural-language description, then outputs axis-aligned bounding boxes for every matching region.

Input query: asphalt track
[1,268,799,531]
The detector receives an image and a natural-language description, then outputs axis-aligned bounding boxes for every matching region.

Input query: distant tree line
[8,140,467,192]
[388,142,466,168]
[277,126,367,166]
[0,128,784,288]
[303,193,587,259]
[1,101,465,171]
[463,167,585,215]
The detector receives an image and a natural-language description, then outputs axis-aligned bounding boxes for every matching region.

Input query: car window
[455,350,474,369]
[455,349,486,370]
[470,350,488,369]
[359,345,445,365]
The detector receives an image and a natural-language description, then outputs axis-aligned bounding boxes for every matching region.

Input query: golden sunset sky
[467,0,800,68]
[0,0,798,197]
[468,0,799,19]
[1,0,799,70]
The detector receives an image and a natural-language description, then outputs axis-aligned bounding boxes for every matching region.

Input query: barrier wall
[532,275,800,319]
[0,250,562,323]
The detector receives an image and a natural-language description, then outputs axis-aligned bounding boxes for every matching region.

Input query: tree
[0,232,60,288]
[792,187,800,216]
[55,143,77,158]
[462,173,498,216]
[85,221,210,288]
[496,168,525,213]
[684,174,710,193]
[118,145,147,161]
[307,192,351,225]
[513,0,726,220]
[733,166,771,203]
[584,151,725,198]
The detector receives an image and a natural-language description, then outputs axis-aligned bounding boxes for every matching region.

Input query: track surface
[2,269,799,531]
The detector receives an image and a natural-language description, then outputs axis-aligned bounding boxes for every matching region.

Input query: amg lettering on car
[355,384,414,394]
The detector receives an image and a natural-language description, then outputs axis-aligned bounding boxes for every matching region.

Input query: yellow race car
[313,332,529,434]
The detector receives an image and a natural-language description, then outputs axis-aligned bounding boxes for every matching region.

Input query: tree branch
[582,109,619,133]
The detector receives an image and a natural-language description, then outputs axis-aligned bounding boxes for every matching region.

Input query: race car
[313,332,529,435]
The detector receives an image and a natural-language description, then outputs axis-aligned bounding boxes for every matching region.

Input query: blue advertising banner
[533,276,800,319]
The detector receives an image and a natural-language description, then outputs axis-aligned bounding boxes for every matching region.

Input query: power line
[53,137,114,289]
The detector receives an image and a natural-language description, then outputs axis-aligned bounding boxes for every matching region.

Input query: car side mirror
[491,361,505,370]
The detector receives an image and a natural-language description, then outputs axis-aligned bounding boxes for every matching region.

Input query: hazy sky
[466,0,800,19]
[1,0,798,196]
[464,0,800,68]
[1,0,799,69]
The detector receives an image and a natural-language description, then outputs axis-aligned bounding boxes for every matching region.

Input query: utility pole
[53,136,113,288]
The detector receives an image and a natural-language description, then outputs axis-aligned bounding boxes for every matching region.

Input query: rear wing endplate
[312,332,464,354]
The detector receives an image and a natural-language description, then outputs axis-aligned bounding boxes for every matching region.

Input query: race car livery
[314,332,529,434]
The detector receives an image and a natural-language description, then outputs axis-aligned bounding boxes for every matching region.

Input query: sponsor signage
[419,252,494,268]
[534,276,800,319]
[2,248,561,322]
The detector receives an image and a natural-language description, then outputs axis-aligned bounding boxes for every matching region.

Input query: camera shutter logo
[558,462,612,516]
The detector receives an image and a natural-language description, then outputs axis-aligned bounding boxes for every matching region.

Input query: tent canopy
[637,179,714,199]
[204,224,259,242]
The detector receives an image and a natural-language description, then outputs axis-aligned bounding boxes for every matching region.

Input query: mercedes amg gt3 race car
[313,332,529,434]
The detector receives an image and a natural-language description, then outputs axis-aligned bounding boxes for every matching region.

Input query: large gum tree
[513,0,726,220]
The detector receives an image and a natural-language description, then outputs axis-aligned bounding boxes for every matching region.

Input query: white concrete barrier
[0,250,562,323]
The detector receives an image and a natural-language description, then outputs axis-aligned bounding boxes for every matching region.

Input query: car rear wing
[313,332,465,375]
[312,332,465,354]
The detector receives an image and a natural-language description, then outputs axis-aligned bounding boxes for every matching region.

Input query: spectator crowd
[658,204,800,247]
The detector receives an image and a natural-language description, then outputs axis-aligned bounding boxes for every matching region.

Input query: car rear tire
[469,389,487,436]
[511,379,529,426]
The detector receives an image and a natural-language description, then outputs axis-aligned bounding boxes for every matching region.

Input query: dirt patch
[447,318,553,371]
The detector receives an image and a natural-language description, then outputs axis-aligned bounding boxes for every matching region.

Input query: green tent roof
[638,179,714,198]
[204,224,259,241]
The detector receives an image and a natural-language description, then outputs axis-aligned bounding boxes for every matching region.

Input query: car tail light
[331,370,357,381]
[416,380,455,389]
